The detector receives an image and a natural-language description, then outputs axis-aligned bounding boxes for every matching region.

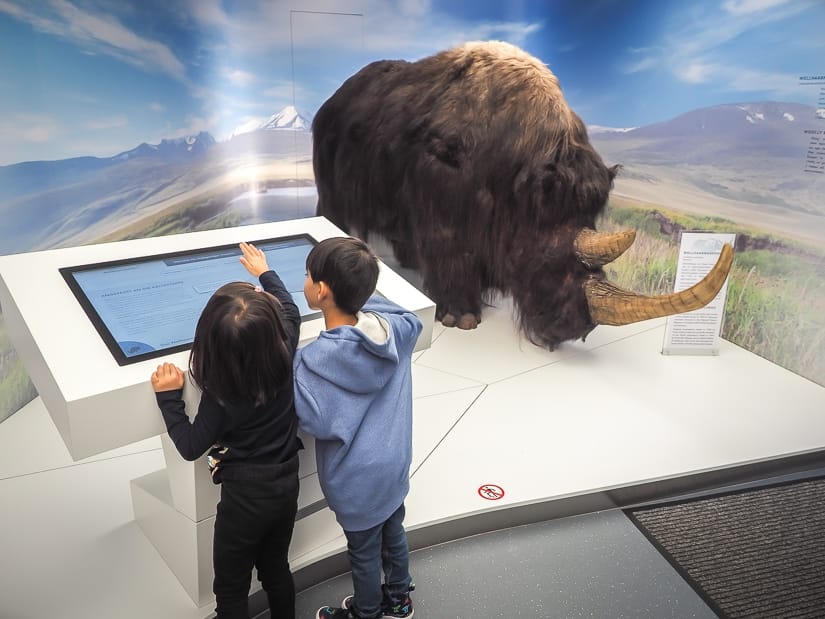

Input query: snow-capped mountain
[590,101,820,164]
[597,101,811,141]
[587,125,637,135]
[113,131,216,161]
[261,105,309,130]
[230,105,310,138]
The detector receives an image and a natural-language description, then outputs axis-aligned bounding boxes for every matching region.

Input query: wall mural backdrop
[1,0,824,422]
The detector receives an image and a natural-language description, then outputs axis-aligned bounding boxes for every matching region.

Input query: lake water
[228,185,318,223]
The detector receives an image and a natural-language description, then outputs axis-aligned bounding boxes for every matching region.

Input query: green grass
[113,196,242,241]
[598,217,678,295]
[601,200,825,387]
[0,316,37,423]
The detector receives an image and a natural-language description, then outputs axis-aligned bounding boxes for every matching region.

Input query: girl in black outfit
[151,241,301,619]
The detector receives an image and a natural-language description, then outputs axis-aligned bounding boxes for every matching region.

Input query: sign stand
[662,231,736,356]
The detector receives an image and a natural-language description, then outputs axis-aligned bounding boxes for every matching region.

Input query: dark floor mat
[625,476,825,618]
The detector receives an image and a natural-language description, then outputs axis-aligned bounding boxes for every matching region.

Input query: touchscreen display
[60,234,318,366]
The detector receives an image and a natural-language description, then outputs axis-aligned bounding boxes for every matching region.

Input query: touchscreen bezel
[60,233,319,366]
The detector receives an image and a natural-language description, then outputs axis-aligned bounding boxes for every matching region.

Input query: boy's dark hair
[306,237,379,315]
[189,281,292,406]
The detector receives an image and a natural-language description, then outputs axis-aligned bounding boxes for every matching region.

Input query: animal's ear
[426,132,463,168]
[542,147,615,216]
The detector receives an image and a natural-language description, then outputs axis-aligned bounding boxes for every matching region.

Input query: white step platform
[0,218,435,610]
[2,299,824,618]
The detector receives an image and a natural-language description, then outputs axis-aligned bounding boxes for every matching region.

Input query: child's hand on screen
[151,362,185,392]
[239,242,270,277]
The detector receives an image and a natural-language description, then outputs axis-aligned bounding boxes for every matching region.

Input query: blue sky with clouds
[0,0,822,165]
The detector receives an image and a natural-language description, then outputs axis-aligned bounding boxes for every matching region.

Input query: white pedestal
[130,468,217,607]
[0,217,435,461]
[130,434,342,608]
[0,217,435,607]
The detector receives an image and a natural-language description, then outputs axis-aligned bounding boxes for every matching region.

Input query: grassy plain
[600,196,825,387]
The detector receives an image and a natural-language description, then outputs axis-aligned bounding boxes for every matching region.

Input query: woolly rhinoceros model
[311,40,733,350]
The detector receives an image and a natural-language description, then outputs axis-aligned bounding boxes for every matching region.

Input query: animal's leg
[419,240,483,330]
[389,235,420,269]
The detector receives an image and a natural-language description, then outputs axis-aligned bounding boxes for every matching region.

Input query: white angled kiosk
[0,216,435,607]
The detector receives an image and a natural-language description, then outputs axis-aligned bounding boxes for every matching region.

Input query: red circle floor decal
[478,484,505,500]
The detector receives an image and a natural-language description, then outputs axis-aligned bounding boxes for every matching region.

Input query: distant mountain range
[590,101,819,164]
[0,101,821,255]
[0,106,314,253]
[589,101,825,242]
[0,105,313,204]
[113,131,216,162]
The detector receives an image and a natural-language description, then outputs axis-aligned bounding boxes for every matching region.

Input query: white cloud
[22,125,54,142]
[624,55,659,74]
[84,115,128,130]
[621,0,820,105]
[184,0,229,27]
[398,0,431,17]
[723,0,792,16]
[149,102,165,113]
[226,69,257,86]
[179,1,544,134]
[0,0,187,81]
[675,60,719,84]
[183,0,543,62]
[726,67,800,96]
[163,111,222,142]
[464,20,542,48]
[676,61,799,96]
[0,114,60,144]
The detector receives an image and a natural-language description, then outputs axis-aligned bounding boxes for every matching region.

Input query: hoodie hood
[297,311,398,395]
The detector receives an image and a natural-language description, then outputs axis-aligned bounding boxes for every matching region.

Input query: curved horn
[574,228,636,268]
[584,243,734,326]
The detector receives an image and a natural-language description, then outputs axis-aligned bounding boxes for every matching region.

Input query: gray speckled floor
[289,509,716,619]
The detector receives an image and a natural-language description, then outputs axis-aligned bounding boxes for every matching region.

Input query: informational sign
[799,73,825,174]
[662,232,736,356]
[60,234,318,365]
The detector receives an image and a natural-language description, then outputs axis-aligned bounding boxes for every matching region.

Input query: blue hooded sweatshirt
[293,295,423,532]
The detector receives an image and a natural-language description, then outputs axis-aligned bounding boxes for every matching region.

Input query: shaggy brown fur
[312,41,619,349]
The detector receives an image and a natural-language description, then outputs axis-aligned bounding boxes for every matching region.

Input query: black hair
[306,237,379,315]
[189,281,292,406]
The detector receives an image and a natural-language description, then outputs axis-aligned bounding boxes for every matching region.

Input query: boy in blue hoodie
[293,237,422,619]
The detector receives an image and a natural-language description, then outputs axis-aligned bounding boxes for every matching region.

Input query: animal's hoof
[440,313,457,327]
[457,313,479,330]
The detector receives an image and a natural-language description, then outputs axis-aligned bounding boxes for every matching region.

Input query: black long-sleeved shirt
[155,270,302,477]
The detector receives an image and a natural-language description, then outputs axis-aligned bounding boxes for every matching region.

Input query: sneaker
[341,588,414,619]
[340,596,369,618]
[316,604,358,619]
[381,592,414,618]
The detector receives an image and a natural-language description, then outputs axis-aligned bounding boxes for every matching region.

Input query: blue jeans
[344,503,412,618]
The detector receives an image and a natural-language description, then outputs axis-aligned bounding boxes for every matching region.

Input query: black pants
[212,458,300,619]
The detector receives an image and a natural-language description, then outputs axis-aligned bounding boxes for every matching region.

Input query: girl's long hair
[189,281,292,407]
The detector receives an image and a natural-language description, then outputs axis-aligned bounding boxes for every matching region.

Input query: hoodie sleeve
[362,294,423,352]
[293,362,338,440]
